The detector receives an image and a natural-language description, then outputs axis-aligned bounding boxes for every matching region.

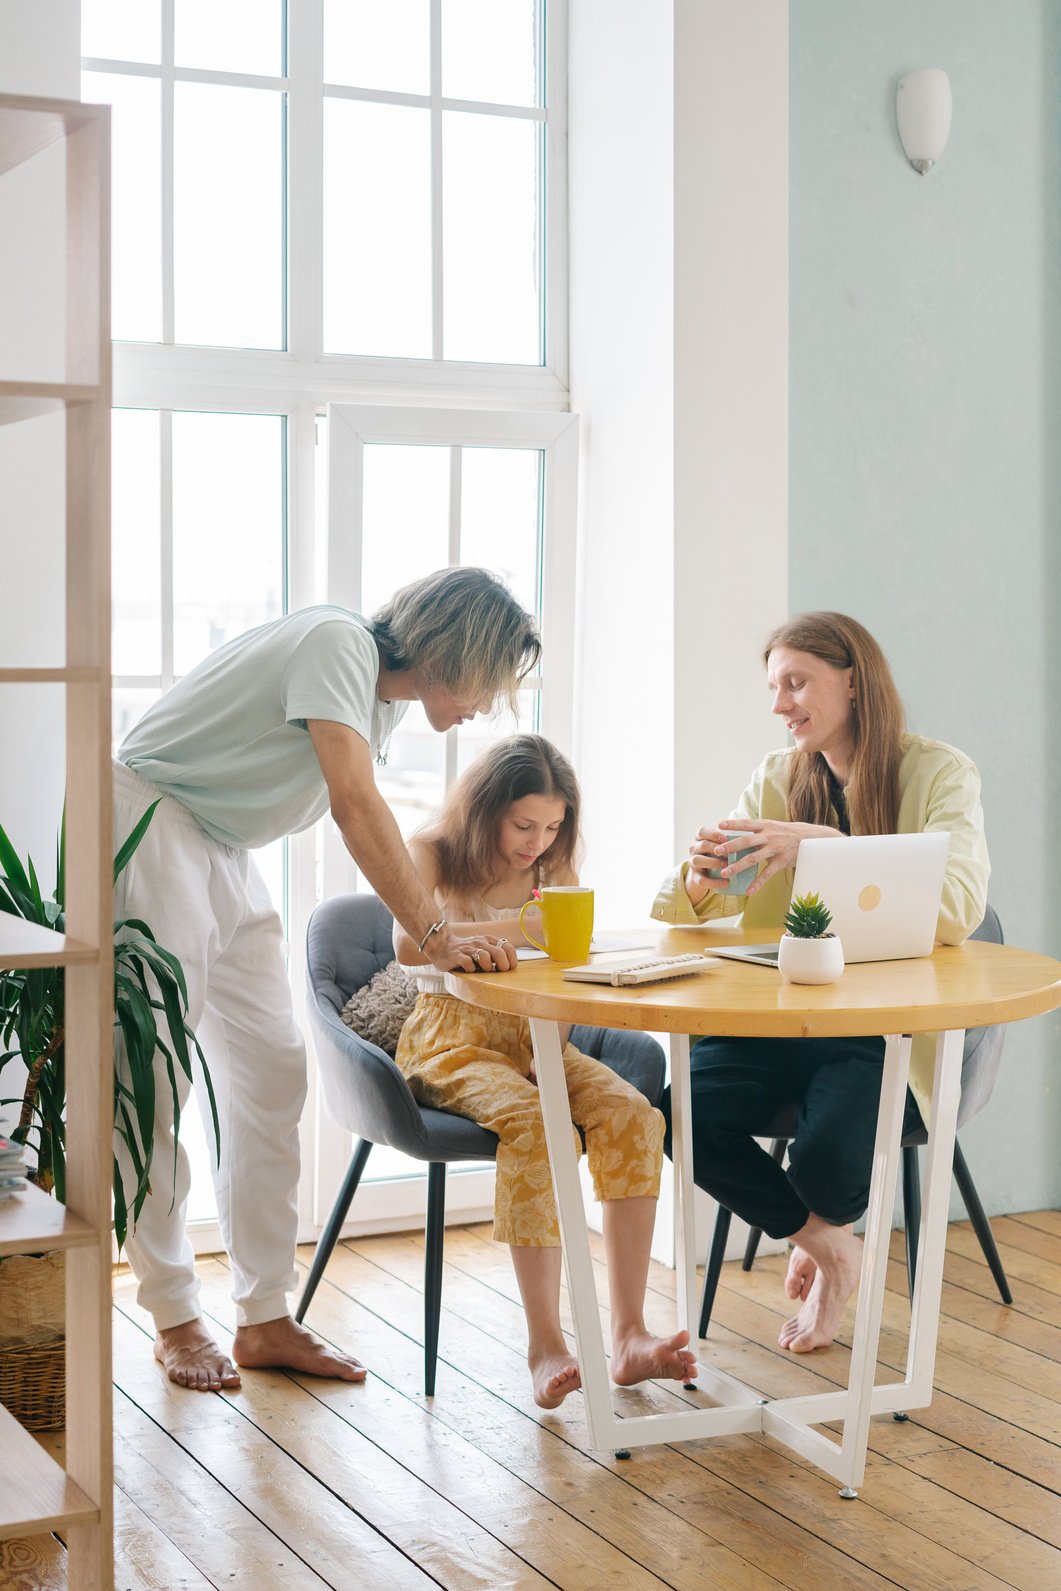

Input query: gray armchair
[698,904,1010,1337]
[298,893,667,1393]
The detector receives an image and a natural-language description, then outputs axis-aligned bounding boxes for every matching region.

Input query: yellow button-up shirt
[651,733,991,1121]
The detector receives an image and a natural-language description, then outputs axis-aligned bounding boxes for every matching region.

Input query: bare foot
[778,1235,863,1352]
[154,1318,241,1392]
[529,1347,582,1409]
[785,1244,817,1303]
[233,1316,367,1382]
[610,1327,699,1387]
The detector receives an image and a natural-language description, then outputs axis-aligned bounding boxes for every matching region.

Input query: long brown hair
[763,612,905,834]
[427,734,582,900]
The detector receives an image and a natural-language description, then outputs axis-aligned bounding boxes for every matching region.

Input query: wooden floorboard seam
[272,1249,1057,1589]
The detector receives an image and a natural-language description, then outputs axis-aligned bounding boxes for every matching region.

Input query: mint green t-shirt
[118,607,407,848]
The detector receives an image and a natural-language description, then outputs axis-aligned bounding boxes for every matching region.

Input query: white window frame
[104,0,569,396]
[308,402,579,1233]
[90,0,573,1250]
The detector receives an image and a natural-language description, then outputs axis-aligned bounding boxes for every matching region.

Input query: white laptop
[711,832,951,967]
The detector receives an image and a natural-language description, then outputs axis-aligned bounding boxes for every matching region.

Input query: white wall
[0,0,81,875]
[790,0,1061,1218]
[567,0,676,926]
[673,2,789,846]
[568,1,789,1262]
[0,0,79,98]
[569,0,788,928]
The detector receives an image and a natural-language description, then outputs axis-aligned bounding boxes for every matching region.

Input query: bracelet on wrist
[417,917,448,955]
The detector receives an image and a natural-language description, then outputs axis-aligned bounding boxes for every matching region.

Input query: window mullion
[161,0,175,345]
[160,410,175,689]
[430,0,444,361]
[543,0,568,384]
[287,0,323,364]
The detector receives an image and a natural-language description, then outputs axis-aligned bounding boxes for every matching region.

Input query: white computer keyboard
[562,952,710,987]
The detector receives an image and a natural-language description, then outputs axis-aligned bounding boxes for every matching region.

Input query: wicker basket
[0,1251,65,1431]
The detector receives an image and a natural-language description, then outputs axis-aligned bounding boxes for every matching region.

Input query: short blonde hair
[370,568,540,713]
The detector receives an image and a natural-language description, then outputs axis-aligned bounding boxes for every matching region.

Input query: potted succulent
[0,803,216,1429]
[777,892,845,985]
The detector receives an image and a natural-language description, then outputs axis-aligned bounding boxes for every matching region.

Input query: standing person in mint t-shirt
[114,568,539,1392]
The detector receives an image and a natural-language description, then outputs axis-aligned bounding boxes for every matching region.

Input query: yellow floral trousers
[395,993,665,1247]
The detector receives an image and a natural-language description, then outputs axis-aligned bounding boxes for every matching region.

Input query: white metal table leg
[838,1032,911,1491]
[668,1032,699,1340]
[522,1011,969,1480]
[528,1017,619,1447]
[903,1029,964,1404]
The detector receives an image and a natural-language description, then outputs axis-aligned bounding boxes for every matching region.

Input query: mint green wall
[791,1,1061,1214]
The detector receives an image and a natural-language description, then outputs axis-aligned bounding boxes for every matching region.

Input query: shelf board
[0,382,101,427]
[0,1406,98,1536]
[0,916,97,969]
[0,1180,98,1258]
[0,667,101,685]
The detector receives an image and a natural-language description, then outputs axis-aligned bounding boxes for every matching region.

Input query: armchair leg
[425,1163,447,1396]
[698,1206,732,1339]
[953,1140,1013,1305]
[741,1138,788,1273]
[296,1138,373,1323]
[902,1145,921,1300]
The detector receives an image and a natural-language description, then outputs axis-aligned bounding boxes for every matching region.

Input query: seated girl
[652,612,989,1352]
[395,733,697,1408]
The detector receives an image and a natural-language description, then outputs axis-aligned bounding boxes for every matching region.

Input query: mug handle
[519,899,548,954]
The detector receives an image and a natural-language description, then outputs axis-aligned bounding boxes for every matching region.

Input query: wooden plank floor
[2,1212,1059,1590]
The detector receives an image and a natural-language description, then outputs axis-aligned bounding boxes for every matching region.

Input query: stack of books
[0,1133,28,1200]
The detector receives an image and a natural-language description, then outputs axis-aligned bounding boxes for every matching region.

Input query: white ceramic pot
[777,933,845,985]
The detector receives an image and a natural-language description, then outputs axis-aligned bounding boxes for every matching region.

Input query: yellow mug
[519,886,594,962]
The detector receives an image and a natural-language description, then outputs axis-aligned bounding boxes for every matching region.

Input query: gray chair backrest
[306,891,394,1017]
[305,892,500,1159]
[955,902,1006,1128]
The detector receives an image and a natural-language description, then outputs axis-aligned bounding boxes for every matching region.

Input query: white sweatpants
[113,761,307,1329]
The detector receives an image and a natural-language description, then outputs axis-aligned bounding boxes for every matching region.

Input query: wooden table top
[444,922,1061,1039]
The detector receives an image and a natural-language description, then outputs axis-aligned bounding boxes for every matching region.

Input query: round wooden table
[447,926,1061,1494]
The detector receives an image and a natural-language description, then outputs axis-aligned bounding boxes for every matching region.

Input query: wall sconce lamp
[896,69,952,174]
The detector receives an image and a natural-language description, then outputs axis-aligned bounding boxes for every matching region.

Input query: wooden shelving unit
[0,93,113,1587]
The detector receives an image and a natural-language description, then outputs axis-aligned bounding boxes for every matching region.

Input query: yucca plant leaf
[116,988,159,1153]
[0,879,23,917]
[0,871,39,923]
[118,924,192,1012]
[0,819,32,898]
[114,1099,149,1245]
[56,808,66,910]
[25,854,44,915]
[1,803,218,1249]
[112,800,162,885]
[195,1043,220,1169]
[112,1155,129,1250]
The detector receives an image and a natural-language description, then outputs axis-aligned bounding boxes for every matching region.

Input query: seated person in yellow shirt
[652,612,989,1351]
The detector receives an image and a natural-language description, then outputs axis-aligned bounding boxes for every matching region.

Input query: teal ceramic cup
[705,831,759,895]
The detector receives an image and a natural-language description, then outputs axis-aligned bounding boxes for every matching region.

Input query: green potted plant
[0,802,217,1429]
[778,891,845,985]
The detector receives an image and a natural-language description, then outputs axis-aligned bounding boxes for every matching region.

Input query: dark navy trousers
[661,1034,924,1239]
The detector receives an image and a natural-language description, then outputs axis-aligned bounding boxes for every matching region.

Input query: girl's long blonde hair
[764,612,905,835]
[427,734,581,900]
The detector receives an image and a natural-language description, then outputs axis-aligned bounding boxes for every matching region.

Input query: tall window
[82,0,570,1240]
